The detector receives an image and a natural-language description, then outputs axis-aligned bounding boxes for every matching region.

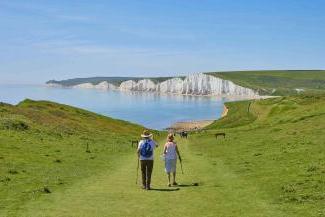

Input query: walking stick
[179,157,184,174]
[136,157,139,184]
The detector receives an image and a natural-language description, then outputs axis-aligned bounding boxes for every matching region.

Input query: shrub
[0,118,29,131]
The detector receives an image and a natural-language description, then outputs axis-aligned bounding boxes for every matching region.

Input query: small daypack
[140,140,153,158]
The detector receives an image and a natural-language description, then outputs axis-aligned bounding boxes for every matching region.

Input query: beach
[168,104,229,131]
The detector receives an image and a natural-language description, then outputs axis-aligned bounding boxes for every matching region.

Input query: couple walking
[137,130,182,190]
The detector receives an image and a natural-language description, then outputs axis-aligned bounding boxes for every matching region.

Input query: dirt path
[221,105,228,117]
[16,138,282,217]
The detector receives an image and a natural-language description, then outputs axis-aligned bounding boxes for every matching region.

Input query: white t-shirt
[138,139,156,160]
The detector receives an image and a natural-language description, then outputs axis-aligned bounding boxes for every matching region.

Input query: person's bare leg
[172,172,177,185]
[167,173,171,186]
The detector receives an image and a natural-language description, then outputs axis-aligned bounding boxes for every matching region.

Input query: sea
[0,84,237,130]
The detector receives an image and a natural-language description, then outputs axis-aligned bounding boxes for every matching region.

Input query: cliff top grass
[207,70,325,95]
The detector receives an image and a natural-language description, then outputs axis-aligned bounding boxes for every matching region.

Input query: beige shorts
[165,159,177,173]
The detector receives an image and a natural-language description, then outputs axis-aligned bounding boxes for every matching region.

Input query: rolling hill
[208,70,325,95]
[1,93,324,216]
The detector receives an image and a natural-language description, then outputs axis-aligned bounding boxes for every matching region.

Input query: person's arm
[163,144,167,155]
[137,141,141,158]
[176,144,181,161]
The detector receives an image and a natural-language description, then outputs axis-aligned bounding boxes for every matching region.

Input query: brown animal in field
[215,133,226,139]
[180,131,188,138]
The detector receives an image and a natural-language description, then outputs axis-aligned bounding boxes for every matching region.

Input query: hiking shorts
[165,159,177,173]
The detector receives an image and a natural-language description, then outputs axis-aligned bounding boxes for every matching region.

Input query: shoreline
[168,104,230,132]
[46,84,276,132]
[168,119,215,132]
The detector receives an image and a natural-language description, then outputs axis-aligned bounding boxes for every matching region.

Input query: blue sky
[0,0,325,84]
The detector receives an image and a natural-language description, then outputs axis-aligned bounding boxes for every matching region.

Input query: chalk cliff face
[156,74,256,96]
[50,73,258,97]
[158,78,184,93]
[119,79,156,91]
[73,81,117,90]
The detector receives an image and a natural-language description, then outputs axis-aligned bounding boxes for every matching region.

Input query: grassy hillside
[1,95,324,216]
[207,70,325,95]
[0,99,146,216]
[199,93,325,216]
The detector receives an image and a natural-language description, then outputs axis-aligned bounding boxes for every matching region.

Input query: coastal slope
[201,93,325,216]
[0,99,144,216]
[208,70,325,95]
[1,94,324,216]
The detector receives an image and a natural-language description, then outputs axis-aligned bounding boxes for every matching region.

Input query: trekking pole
[136,157,139,184]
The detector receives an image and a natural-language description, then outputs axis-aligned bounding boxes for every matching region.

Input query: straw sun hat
[141,130,153,138]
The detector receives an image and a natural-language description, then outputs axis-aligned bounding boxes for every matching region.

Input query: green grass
[206,100,257,129]
[199,93,325,216]
[0,99,146,216]
[207,70,325,95]
[1,95,324,216]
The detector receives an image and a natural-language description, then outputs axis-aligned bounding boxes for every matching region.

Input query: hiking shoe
[172,182,178,186]
[167,183,171,187]
[146,186,151,190]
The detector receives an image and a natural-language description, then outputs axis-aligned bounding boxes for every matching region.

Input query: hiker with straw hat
[137,130,158,190]
[163,133,182,187]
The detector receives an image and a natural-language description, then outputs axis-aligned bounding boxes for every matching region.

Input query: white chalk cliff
[119,79,156,91]
[52,73,258,97]
[73,81,117,90]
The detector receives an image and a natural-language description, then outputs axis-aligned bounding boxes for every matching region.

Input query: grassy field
[0,99,145,216]
[207,70,325,95]
[203,93,325,216]
[1,95,324,216]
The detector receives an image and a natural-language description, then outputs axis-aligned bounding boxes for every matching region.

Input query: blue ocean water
[0,84,232,130]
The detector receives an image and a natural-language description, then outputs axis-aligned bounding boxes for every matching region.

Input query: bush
[0,118,29,131]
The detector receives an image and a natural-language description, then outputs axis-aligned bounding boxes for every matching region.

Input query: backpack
[140,140,153,158]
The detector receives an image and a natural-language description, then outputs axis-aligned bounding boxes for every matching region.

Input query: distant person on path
[163,134,182,187]
[137,130,157,190]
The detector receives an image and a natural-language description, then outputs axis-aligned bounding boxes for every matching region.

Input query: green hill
[207,70,325,95]
[201,93,325,216]
[0,99,146,216]
[1,95,324,216]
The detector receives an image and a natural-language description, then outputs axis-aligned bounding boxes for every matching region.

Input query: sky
[0,0,325,84]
